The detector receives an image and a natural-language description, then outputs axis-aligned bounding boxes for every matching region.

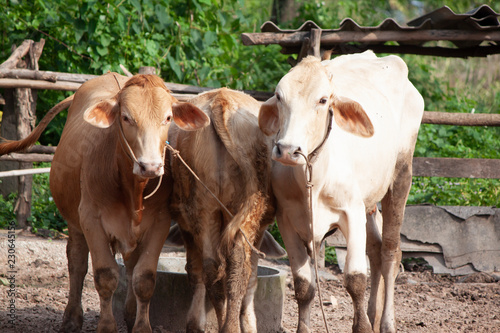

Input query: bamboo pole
[422,111,500,126]
[0,167,50,178]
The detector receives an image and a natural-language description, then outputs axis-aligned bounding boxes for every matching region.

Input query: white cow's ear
[172,102,210,131]
[332,96,374,137]
[259,96,280,136]
[83,98,119,128]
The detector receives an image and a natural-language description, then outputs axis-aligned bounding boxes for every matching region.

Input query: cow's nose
[137,161,164,178]
[273,143,303,165]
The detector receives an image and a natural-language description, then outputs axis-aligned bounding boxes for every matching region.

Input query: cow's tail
[209,89,269,274]
[0,95,74,155]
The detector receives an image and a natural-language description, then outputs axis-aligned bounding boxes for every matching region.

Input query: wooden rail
[241,30,500,46]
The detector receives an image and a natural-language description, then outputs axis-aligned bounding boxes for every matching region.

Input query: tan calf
[168,88,277,333]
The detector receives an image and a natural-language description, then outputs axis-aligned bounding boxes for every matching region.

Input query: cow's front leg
[127,217,169,333]
[342,207,372,333]
[278,218,315,333]
[80,208,119,333]
[181,230,208,333]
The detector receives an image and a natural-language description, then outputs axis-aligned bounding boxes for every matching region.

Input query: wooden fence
[1,39,499,229]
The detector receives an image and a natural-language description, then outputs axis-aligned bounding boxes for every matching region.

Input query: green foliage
[0,164,65,233]
[1,0,499,235]
[325,246,337,265]
[1,0,290,146]
[268,221,284,248]
[0,193,17,228]
[27,164,66,233]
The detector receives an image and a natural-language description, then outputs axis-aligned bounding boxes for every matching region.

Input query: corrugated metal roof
[246,5,500,57]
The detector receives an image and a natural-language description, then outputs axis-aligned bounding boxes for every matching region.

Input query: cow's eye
[319,98,328,104]
[162,115,172,125]
[275,93,281,102]
[122,114,134,125]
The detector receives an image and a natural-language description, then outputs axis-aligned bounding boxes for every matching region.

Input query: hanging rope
[165,142,266,259]
[294,107,334,333]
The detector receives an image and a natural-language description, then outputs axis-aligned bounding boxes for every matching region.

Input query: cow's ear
[332,96,374,137]
[172,102,210,131]
[83,99,119,128]
[259,95,280,136]
[260,230,287,259]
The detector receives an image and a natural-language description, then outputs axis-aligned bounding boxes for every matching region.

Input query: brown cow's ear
[83,99,119,128]
[172,102,210,131]
[332,96,374,137]
[258,96,280,136]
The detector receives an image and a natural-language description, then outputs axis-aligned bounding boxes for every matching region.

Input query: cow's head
[83,74,209,178]
[259,56,374,166]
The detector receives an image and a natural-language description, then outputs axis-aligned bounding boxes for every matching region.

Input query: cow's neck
[115,142,149,226]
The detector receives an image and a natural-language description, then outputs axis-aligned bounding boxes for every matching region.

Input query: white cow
[258,51,424,333]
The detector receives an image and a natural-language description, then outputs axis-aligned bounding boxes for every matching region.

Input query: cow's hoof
[59,320,82,333]
[60,310,83,333]
[97,318,118,333]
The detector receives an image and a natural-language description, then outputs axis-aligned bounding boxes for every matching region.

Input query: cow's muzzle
[134,161,164,178]
[272,143,305,166]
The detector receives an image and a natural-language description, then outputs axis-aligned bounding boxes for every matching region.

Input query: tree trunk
[271,0,300,25]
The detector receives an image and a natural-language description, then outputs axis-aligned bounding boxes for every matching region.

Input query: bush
[0,164,65,232]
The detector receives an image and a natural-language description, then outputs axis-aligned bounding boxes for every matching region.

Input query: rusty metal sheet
[259,5,499,49]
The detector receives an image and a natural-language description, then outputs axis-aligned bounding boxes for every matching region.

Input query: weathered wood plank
[282,44,500,58]
[0,153,54,163]
[0,78,82,91]
[412,157,500,179]
[0,40,33,70]
[422,111,500,126]
[0,68,98,83]
[242,30,500,46]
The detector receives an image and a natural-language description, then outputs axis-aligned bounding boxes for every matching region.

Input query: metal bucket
[113,257,286,332]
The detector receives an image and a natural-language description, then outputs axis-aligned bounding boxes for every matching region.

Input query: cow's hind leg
[366,208,384,333]
[380,157,413,333]
[60,227,89,332]
[221,236,253,333]
[124,251,140,332]
[240,252,259,333]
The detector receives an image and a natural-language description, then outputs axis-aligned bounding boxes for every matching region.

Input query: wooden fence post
[0,39,45,228]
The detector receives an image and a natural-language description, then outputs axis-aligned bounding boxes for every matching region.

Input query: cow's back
[320,52,424,203]
[169,88,273,234]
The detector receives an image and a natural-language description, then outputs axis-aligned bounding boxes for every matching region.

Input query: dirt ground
[1,232,499,333]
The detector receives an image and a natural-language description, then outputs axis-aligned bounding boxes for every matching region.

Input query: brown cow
[168,88,279,333]
[0,73,209,332]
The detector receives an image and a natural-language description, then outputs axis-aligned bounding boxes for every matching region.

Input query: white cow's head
[83,74,209,178]
[259,56,374,166]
